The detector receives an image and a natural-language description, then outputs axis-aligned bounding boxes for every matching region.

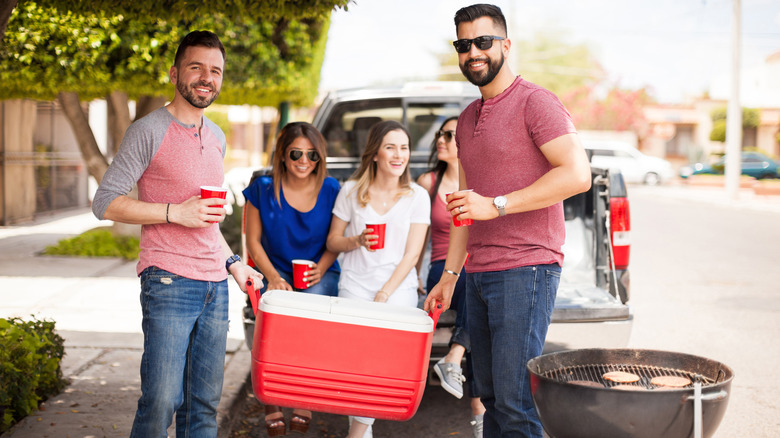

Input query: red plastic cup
[365,223,386,250]
[446,190,473,227]
[292,259,314,289]
[200,186,227,223]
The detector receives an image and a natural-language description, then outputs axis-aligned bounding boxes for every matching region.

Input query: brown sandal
[264,405,287,437]
[289,410,311,434]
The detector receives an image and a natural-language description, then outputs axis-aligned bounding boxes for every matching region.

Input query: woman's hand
[374,290,389,303]
[354,228,378,252]
[304,263,323,286]
[417,277,426,296]
[267,276,293,291]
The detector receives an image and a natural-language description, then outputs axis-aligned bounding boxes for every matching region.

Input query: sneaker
[433,358,465,399]
[470,413,484,438]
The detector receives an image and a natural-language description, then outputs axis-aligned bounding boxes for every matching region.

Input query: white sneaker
[433,358,465,399]
[470,413,484,438]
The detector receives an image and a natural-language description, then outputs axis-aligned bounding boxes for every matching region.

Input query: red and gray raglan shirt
[456,76,577,273]
[93,107,227,282]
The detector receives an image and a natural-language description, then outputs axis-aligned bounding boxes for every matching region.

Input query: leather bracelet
[444,269,460,278]
[166,203,171,224]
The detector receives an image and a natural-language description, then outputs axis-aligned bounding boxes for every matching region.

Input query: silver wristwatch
[493,196,507,216]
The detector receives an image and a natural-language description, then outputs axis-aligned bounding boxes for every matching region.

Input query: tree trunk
[106,90,131,158]
[0,0,17,42]
[57,91,109,184]
[136,95,167,120]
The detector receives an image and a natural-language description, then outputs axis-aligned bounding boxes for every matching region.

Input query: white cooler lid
[260,290,434,333]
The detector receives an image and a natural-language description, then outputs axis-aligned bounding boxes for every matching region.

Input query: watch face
[494,196,507,208]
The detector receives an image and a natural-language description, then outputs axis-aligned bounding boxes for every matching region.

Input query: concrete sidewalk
[0,209,251,438]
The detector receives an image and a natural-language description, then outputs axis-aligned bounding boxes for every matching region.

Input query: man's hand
[228,262,264,292]
[423,276,457,312]
[446,190,498,222]
[170,196,227,227]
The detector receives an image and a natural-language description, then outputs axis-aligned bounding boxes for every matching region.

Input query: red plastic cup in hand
[446,190,473,227]
[292,259,314,290]
[200,186,227,223]
[365,224,386,250]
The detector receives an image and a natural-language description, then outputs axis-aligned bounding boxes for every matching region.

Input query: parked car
[584,141,674,185]
[679,151,780,179]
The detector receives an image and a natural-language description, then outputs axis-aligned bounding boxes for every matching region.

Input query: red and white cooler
[249,287,442,421]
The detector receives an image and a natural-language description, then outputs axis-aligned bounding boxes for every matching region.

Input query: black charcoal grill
[527,349,733,438]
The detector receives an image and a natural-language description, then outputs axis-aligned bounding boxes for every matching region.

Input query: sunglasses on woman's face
[452,35,505,54]
[288,149,320,162]
[435,130,455,142]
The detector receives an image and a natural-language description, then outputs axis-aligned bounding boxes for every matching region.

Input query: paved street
[627,184,780,437]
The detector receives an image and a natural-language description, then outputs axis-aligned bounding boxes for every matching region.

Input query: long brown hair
[349,120,413,208]
[271,122,328,205]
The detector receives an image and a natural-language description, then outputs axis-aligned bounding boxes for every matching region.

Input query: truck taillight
[610,197,630,270]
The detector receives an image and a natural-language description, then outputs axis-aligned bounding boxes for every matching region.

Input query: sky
[319,0,780,104]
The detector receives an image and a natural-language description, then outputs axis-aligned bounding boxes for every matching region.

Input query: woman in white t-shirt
[326,120,430,437]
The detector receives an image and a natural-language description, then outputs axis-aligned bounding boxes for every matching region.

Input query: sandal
[264,405,287,437]
[289,410,311,434]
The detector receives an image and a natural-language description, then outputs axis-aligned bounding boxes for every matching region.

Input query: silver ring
[458,206,464,213]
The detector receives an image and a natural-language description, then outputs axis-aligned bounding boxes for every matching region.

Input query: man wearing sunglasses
[424,4,592,438]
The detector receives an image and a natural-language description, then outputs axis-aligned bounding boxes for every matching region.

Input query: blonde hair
[349,120,413,208]
[271,122,328,205]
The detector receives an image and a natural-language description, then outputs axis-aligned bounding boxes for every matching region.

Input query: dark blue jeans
[467,264,561,438]
[131,267,229,438]
[427,259,475,396]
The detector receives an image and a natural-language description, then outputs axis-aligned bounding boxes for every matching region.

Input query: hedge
[0,317,67,433]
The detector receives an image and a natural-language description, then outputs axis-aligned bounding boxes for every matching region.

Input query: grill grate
[544,363,716,390]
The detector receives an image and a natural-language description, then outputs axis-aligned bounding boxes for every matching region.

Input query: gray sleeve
[92,117,159,220]
[203,116,227,157]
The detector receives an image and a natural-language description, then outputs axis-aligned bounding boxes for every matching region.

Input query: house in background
[641,51,780,172]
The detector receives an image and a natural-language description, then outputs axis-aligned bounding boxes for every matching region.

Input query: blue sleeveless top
[242,175,340,276]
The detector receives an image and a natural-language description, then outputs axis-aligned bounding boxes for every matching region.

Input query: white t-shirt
[333,180,431,307]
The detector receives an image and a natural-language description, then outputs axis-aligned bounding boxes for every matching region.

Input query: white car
[584,141,674,185]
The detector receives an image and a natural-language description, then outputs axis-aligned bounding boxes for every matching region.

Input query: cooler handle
[428,300,444,328]
[246,278,261,316]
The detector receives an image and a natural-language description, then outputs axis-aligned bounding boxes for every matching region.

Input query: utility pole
[725,0,742,199]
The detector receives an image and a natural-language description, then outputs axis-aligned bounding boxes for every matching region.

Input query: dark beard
[176,80,220,109]
[460,52,504,87]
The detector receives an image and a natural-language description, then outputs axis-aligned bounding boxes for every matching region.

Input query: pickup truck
[240,82,632,375]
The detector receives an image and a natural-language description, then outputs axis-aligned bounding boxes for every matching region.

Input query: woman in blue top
[242,121,340,436]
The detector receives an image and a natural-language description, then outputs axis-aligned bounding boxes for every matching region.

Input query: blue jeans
[256,268,339,297]
[131,267,229,438]
[466,264,561,438]
[427,260,476,396]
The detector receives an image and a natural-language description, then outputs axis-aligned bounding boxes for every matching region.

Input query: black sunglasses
[452,35,505,54]
[435,130,455,142]
[288,149,320,162]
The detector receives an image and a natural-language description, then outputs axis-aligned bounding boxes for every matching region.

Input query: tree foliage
[563,84,655,133]
[709,107,761,142]
[37,0,348,21]
[0,1,338,107]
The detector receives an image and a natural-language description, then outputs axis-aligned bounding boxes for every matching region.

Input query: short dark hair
[174,30,226,68]
[454,4,507,36]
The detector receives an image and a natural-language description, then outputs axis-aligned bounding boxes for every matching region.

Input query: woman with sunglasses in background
[416,116,486,438]
[327,120,430,438]
[242,121,341,436]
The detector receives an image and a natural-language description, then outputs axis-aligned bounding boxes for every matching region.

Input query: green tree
[709,107,761,142]
[0,1,347,183]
